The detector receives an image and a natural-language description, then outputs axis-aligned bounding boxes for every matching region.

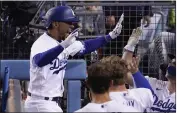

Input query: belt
[28,92,61,104]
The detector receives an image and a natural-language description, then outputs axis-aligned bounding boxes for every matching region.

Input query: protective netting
[0,1,176,112]
[140,32,176,78]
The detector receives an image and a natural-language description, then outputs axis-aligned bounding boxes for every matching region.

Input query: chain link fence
[0,1,176,112]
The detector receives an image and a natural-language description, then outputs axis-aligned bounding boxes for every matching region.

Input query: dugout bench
[0,60,87,112]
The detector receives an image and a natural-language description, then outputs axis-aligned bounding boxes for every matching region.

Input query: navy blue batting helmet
[43,6,79,28]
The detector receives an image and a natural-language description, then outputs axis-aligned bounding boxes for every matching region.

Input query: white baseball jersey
[75,100,138,112]
[145,76,176,112]
[110,88,153,112]
[28,32,69,97]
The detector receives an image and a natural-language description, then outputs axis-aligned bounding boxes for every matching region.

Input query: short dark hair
[100,55,128,86]
[87,61,111,94]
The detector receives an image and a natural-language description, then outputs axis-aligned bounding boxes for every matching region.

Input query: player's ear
[85,78,90,88]
[88,91,92,101]
[52,22,59,28]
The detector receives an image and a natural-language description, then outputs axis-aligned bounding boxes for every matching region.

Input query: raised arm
[121,27,154,95]
[64,14,124,57]
[79,14,124,56]
[121,27,142,86]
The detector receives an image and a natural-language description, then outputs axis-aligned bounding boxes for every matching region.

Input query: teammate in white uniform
[126,49,176,112]
[100,55,153,112]
[144,58,176,112]
[99,28,154,112]
[24,6,124,112]
[75,61,138,112]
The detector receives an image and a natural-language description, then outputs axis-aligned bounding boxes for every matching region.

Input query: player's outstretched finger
[68,29,80,40]
[73,31,79,37]
[119,13,124,23]
[71,28,80,34]
[116,13,124,26]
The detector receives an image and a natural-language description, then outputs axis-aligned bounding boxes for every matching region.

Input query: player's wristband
[124,45,135,52]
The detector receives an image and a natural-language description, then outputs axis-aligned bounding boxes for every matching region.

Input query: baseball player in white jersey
[99,27,154,112]
[125,47,176,112]
[24,6,124,112]
[75,61,138,112]
[100,55,153,112]
[144,57,176,112]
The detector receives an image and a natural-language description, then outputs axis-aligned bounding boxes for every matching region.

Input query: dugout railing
[0,60,87,112]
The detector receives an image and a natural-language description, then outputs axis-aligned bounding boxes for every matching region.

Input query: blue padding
[0,60,87,80]
[1,67,9,112]
[65,60,87,80]
[0,60,30,80]
[67,81,81,112]
[0,60,86,112]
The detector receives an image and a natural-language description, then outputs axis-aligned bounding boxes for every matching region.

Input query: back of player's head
[100,55,128,86]
[87,61,111,94]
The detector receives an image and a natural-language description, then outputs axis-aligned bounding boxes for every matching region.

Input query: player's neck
[47,30,64,41]
[109,84,128,92]
[91,92,111,104]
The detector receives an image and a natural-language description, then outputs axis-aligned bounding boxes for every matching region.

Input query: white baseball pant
[24,96,62,112]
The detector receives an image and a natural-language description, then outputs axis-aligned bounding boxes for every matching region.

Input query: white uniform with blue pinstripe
[145,76,176,112]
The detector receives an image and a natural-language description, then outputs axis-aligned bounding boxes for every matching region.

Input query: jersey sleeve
[132,71,154,94]
[30,38,65,67]
[78,35,112,56]
[30,41,49,59]
[140,88,154,109]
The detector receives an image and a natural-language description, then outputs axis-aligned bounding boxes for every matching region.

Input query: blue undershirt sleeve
[33,45,64,67]
[78,35,112,56]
